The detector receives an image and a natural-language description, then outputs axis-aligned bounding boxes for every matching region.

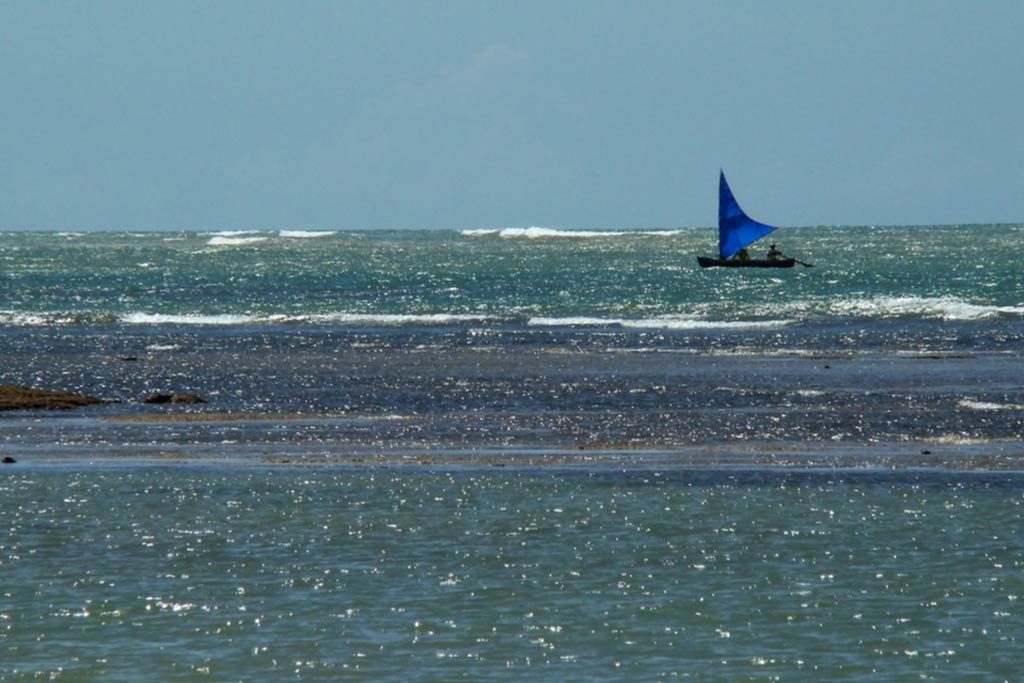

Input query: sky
[1,0,1022,230]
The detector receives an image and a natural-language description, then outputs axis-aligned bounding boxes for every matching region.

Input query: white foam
[146,343,181,351]
[0,310,69,326]
[279,230,337,239]
[0,309,113,325]
[528,316,611,327]
[119,311,499,326]
[122,313,262,325]
[528,315,791,330]
[929,435,1000,445]
[309,312,498,325]
[207,236,269,246]
[959,399,1024,411]
[643,319,791,330]
[468,227,683,239]
[820,296,1024,321]
[210,230,262,237]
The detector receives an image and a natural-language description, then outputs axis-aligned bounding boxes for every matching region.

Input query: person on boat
[733,248,750,261]
[766,244,782,261]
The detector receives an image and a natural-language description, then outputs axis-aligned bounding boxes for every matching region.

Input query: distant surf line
[461,227,687,239]
[116,312,791,329]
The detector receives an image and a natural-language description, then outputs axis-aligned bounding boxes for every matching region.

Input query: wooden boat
[698,171,811,268]
[697,256,794,268]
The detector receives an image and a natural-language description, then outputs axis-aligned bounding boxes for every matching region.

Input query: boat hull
[697,256,795,269]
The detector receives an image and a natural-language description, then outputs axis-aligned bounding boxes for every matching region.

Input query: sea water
[1,225,1023,680]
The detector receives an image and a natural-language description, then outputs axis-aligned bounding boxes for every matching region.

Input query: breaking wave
[121,313,265,325]
[207,235,270,246]
[773,296,1024,321]
[309,313,498,325]
[462,227,684,239]
[6,309,787,330]
[0,310,106,326]
[528,316,792,330]
[118,312,500,326]
[959,399,1024,411]
[279,230,337,239]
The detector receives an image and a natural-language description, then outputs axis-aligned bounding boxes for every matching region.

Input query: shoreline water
[3,339,1022,470]
[6,431,1023,472]
[4,452,1024,682]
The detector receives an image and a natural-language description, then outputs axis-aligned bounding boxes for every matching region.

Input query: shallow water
[2,227,1022,461]
[2,467,1022,682]
[2,226,1023,680]
[1,331,1022,462]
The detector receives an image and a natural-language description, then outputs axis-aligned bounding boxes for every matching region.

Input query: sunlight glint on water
[2,469,1023,681]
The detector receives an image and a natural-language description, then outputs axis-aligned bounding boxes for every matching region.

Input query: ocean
[2,225,1023,680]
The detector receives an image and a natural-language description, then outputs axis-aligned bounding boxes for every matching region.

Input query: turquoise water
[3,468,1023,682]
[2,226,1024,680]
[2,225,1023,457]
[2,225,1022,325]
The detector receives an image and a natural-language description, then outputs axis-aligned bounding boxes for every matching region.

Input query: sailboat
[697,171,808,268]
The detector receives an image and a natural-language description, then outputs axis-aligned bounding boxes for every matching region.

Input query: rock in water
[0,385,104,411]
[144,392,206,405]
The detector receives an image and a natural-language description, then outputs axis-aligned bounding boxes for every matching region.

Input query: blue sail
[718,171,777,259]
